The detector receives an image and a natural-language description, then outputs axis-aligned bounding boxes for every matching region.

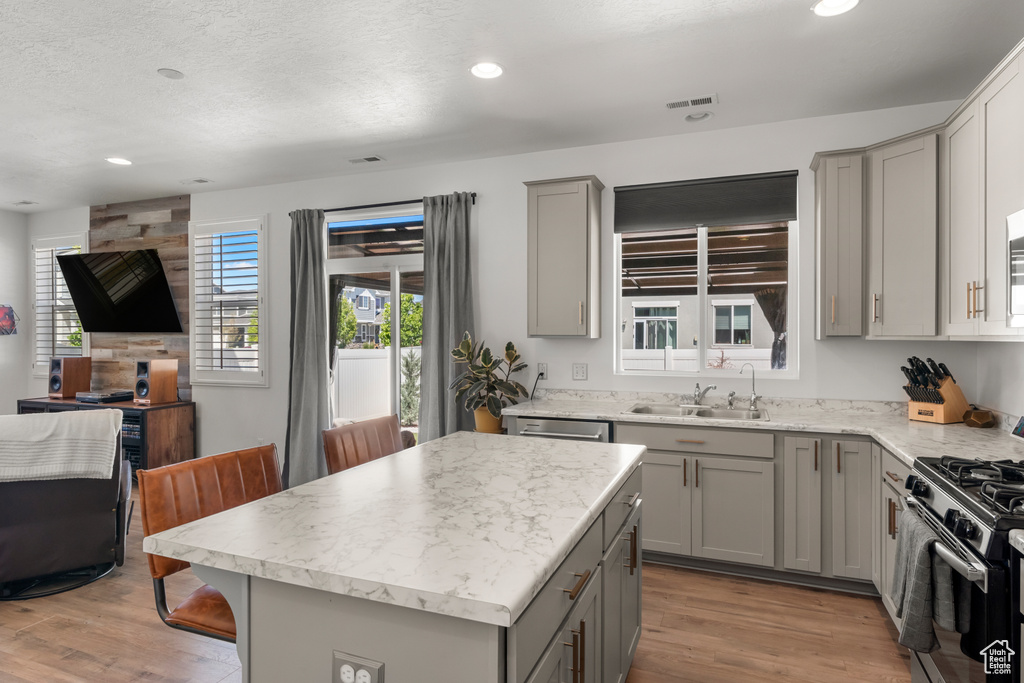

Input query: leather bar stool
[321,414,404,475]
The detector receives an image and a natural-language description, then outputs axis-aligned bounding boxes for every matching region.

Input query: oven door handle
[932,542,987,588]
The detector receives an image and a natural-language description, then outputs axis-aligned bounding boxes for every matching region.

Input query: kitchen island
[143,431,645,683]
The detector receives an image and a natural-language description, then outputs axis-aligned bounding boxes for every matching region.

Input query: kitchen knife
[938,363,956,383]
[901,366,919,386]
[926,358,945,378]
[911,357,937,384]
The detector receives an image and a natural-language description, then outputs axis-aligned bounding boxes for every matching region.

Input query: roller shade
[614,170,798,233]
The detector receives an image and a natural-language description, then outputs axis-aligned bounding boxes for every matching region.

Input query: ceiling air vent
[179,177,214,185]
[666,93,719,110]
[11,200,37,206]
[348,155,385,164]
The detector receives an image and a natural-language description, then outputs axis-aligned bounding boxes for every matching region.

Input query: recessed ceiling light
[811,0,859,17]
[157,68,185,80]
[685,111,714,123]
[105,157,132,165]
[470,62,503,79]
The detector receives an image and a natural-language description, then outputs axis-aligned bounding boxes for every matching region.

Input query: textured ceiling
[1,0,1023,211]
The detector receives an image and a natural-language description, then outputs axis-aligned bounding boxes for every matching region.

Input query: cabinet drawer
[881,450,911,491]
[508,520,602,683]
[617,423,773,458]
[603,466,642,551]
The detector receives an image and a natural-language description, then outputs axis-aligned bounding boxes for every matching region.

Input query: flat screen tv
[57,249,183,333]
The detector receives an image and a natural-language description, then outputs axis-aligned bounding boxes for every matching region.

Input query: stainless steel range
[904,456,1021,683]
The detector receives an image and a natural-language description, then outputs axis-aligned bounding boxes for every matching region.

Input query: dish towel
[0,409,122,482]
[890,508,940,652]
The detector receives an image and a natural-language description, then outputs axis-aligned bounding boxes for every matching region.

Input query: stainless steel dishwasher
[510,416,611,442]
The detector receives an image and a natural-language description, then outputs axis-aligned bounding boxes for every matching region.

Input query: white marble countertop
[143,431,644,628]
[503,394,1024,469]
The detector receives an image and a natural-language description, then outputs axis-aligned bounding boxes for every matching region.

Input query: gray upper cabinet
[831,440,877,581]
[978,56,1024,337]
[525,176,603,338]
[783,436,822,573]
[944,100,983,336]
[867,133,939,337]
[813,153,864,338]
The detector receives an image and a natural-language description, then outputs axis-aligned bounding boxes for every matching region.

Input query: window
[32,234,87,375]
[713,303,752,345]
[327,204,424,432]
[614,171,796,375]
[189,215,268,386]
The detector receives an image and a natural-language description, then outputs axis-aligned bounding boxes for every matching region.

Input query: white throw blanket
[0,409,122,482]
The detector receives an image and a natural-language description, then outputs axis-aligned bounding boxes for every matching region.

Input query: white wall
[181,100,980,456]
[975,345,1024,418]
[0,210,29,414]
[24,207,90,397]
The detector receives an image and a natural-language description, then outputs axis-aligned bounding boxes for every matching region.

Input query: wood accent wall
[88,195,191,400]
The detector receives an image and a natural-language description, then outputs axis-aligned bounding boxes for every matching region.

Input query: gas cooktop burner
[936,457,1024,487]
[980,482,1024,514]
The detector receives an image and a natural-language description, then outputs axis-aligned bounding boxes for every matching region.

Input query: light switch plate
[333,651,384,683]
[572,363,587,380]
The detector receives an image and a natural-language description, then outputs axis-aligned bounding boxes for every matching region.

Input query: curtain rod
[324,192,476,213]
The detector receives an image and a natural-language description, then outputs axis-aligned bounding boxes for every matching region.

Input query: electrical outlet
[572,363,588,380]
[333,651,384,683]
[537,362,548,379]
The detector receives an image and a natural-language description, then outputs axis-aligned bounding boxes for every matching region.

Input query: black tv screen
[57,249,183,333]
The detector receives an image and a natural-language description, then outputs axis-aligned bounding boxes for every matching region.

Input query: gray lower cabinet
[831,440,877,580]
[527,566,602,683]
[879,450,911,626]
[639,451,690,554]
[691,455,774,567]
[783,436,823,573]
[602,503,642,683]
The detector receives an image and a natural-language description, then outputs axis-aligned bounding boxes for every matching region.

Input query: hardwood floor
[1,490,909,682]
[627,563,911,683]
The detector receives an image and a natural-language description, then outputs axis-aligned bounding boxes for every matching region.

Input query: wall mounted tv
[57,249,183,333]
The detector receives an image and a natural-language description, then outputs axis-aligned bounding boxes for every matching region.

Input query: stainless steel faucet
[727,391,737,410]
[692,382,717,405]
[740,363,760,410]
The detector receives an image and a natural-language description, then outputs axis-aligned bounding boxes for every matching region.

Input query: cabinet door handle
[814,441,818,472]
[888,499,895,538]
[564,629,581,683]
[974,281,983,316]
[578,301,584,325]
[885,470,902,484]
[872,294,879,322]
[836,443,841,474]
[676,439,705,444]
[831,294,836,324]
[683,458,687,487]
[629,524,638,576]
[695,459,699,488]
[967,282,973,319]
[563,569,591,600]
[578,618,587,683]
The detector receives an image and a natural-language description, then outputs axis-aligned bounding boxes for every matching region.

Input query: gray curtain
[283,209,330,488]
[419,193,475,441]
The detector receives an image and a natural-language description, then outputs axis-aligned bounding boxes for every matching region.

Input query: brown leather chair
[137,444,282,642]
[322,414,404,475]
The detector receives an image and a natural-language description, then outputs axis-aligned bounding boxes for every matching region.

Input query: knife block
[908,377,969,424]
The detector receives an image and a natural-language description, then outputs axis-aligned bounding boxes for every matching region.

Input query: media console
[17,397,195,471]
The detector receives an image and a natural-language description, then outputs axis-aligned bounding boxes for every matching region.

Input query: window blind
[613,171,798,233]
[192,227,261,376]
[34,243,84,368]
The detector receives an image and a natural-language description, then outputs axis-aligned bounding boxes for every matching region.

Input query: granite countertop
[143,431,644,628]
[503,393,1024,468]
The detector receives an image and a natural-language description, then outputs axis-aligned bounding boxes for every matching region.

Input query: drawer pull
[624,492,640,507]
[676,439,705,444]
[563,569,591,601]
[885,470,903,484]
[629,524,638,576]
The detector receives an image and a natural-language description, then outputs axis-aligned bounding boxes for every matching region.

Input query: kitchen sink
[625,403,769,421]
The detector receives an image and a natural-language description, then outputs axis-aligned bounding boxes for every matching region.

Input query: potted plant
[449,332,529,433]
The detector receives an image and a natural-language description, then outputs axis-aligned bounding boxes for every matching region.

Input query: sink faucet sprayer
[740,363,761,410]
[692,382,717,405]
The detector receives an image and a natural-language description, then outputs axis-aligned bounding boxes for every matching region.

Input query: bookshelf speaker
[48,357,92,399]
[134,359,178,405]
